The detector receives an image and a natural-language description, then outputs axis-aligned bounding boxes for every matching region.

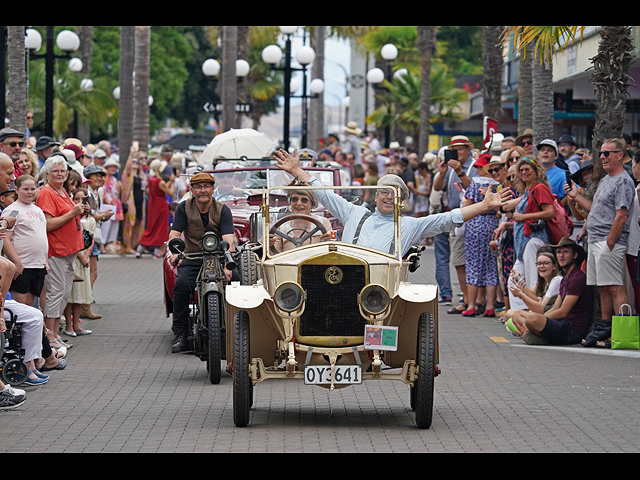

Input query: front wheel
[206,293,222,385]
[412,313,436,429]
[233,311,252,427]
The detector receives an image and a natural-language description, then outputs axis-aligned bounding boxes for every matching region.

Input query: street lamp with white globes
[366,43,399,148]
[262,26,321,150]
[26,27,81,137]
[201,57,251,125]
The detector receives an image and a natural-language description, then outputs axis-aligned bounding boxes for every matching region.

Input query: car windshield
[209,167,339,202]
[263,185,403,258]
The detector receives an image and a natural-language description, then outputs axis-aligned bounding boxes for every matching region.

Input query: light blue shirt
[310,177,465,257]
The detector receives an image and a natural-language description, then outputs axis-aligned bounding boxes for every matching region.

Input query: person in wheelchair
[168,173,238,354]
[269,186,333,254]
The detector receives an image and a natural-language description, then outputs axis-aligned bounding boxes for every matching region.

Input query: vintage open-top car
[226,185,440,429]
[162,161,345,318]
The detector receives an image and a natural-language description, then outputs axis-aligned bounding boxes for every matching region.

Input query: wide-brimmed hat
[483,156,504,173]
[571,158,594,185]
[450,135,473,149]
[551,237,586,266]
[103,157,121,170]
[558,134,577,147]
[345,122,362,135]
[516,129,534,146]
[35,136,59,151]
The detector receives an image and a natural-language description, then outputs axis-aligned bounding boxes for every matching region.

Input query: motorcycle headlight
[359,285,390,316]
[274,282,305,313]
[202,232,220,253]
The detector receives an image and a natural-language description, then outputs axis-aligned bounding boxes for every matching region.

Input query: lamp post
[26,27,80,137]
[202,57,251,130]
[263,27,318,151]
[367,43,398,149]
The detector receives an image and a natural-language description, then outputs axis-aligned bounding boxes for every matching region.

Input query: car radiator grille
[299,264,367,338]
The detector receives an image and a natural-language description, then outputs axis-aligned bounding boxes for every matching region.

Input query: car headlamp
[202,232,220,253]
[359,285,390,316]
[274,282,305,313]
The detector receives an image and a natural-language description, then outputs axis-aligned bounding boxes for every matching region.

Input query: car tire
[413,312,436,429]
[233,310,252,427]
[206,293,222,385]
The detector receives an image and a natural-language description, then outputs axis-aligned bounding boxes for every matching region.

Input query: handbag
[83,229,94,251]
[611,304,640,350]
[531,186,574,244]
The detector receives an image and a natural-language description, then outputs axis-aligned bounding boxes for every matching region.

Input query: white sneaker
[3,385,26,397]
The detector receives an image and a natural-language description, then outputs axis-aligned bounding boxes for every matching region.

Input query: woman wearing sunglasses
[269,188,333,254]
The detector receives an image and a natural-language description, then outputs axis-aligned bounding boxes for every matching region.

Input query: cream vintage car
[226,185,440,429]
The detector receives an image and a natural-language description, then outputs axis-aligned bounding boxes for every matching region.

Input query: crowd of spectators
[319,124,639,350]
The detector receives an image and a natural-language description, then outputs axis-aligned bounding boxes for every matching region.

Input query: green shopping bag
[612,304,640,350]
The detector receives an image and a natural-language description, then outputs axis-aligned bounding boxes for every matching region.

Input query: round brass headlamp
[274,282,305,313]
[359,285,391,316]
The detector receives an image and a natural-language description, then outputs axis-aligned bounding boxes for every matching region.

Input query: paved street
[2,248,640,453]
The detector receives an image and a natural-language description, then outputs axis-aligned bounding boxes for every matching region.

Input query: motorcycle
[168,232,236,385]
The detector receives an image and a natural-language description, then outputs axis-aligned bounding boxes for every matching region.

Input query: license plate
[304,365,362,386]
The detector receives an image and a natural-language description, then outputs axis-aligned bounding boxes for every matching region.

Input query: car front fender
[396,283,438,304]
[226,283,271,311]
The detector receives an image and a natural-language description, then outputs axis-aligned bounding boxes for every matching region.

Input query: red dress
[139,176,169,247]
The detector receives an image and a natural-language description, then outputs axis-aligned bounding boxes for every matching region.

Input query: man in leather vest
[168,173,236,354]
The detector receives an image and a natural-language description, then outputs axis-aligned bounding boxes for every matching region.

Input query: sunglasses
[599,150,622,158]
[290,195,310,205]
[488,167,503,174]
[521,140,533,147]
[4,141,24,148]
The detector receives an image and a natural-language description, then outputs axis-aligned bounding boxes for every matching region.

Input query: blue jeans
[434,231,452,300]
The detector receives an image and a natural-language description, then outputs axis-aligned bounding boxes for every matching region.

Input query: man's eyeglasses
[377,189,395,198]
[488,167,503,174]
[191,184,213,192]
[4,141,24,148]
[599,150,622,158]
[521,140,533,147]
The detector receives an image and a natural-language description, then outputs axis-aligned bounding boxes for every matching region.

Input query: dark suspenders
[352,212,396,255]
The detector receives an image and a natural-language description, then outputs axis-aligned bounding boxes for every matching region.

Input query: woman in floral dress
[462,155,501,318]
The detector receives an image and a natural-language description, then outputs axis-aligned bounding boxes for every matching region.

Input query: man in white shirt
[274,149,511,258]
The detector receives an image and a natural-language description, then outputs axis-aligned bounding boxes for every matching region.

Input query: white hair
[42,154,68,174]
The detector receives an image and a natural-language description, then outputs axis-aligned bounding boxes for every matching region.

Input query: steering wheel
[270,214,328,249]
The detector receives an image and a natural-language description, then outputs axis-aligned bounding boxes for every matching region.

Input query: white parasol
[198,129,278,166]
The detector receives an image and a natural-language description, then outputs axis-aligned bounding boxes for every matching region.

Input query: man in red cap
[168,172,237,354]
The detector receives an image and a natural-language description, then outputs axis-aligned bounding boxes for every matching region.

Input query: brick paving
[1,249,640,453]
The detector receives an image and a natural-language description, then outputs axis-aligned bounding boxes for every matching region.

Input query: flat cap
[378,174,409,201]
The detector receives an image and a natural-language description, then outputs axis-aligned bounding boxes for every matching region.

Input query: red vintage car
[162,161,347,317]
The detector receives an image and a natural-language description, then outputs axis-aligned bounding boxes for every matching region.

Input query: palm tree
[417,26,437,158]
[134,26,151,149]
[221,26,238,133]
[119,26,135,158]
[7,26,27,134]
[482,26,504,122]
[504,26,635,177]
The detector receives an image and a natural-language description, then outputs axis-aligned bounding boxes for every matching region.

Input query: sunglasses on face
[488,167,503,174]
[599,150,622,158]
[521,140,533,147]
[290,195,310,205]
[4,141,24,148]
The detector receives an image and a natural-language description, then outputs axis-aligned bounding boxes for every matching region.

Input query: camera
[444,149,458,164]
